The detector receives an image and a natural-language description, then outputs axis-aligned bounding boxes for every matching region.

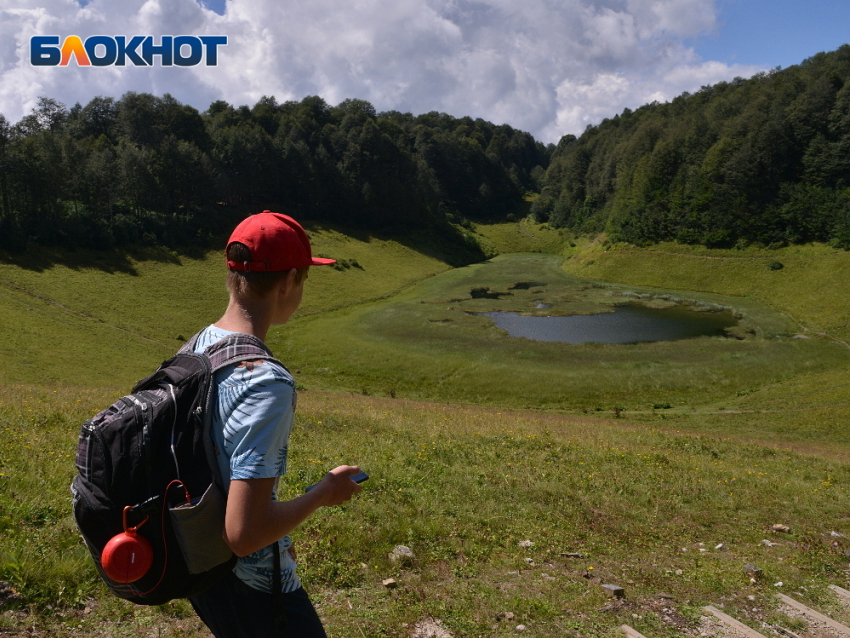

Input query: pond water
[482,303,739,344]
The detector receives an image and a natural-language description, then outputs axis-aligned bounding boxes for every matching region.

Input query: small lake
[482,303,739,344]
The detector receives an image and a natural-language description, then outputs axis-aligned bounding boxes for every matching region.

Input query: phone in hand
[305,470,369,492]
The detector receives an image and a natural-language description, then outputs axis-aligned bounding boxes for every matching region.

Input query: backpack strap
[181,329,289,502]
[177,331,202,355]
[179,329,284,371]
[272,542,286,629]
[204,333,283,372]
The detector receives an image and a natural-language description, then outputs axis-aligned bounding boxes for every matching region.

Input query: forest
[533,45,850,248]
[0,92,550,249]
[3,45,850,253]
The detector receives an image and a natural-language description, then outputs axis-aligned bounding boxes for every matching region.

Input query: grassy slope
[272,252,848,419]
[2,387,849,637]
[474,223,850,451]
[561,237,850,343]
[476,222,850,343]
[0,228,450,387]
[548,236,850,457]
[2,221,850,637]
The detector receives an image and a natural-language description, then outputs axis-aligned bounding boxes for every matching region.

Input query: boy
[188,211,362,637]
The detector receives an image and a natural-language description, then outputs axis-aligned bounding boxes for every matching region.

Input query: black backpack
[71,331,280,605]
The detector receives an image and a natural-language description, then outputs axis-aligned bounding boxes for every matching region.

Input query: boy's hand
[226,466,362,555]
[315,465,362,506]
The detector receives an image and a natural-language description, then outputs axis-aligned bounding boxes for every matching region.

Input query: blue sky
[692,0,850,69]
[1,0,847,143]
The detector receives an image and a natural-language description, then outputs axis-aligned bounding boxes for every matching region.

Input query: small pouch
[169,483,233,574]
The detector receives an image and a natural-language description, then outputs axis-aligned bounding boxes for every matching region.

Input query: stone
[518,540,534,548]
[761,539,777,547]
[516,625,527,632]
[524,558,535,565]
[560,552,585,558]
[410,617,453,638]
[743,564,762,577]
[715,543,724,550]
[675,569,683,576]
[382,578,398,589]
[496,612,515,622]
[771,524,790,533]
[0,581,21,608]
[601,584,625,599]
[389,545,415,562]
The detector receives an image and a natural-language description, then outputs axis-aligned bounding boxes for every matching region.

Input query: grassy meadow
[1,219,850,637]
[268,252,847,418]
[0,228,451,387]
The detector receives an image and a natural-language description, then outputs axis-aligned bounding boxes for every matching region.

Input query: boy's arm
[224,465,362,557]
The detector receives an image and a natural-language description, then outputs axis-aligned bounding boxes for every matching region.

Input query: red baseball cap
[226,211,335,272]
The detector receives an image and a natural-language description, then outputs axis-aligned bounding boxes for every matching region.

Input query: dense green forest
[533,45,850,248]
[0,93,550,249]
[4,44,850,253]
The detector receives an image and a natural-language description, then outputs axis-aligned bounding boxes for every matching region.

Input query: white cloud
[0,0,765,142]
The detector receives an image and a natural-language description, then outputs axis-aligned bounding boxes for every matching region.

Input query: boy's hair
[226,242,308,297]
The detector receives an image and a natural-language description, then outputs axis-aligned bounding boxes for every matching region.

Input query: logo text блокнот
[30,35,228,67]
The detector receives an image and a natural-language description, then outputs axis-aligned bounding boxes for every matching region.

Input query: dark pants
[189,572,327,638]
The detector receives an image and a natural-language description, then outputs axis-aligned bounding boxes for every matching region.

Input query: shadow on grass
[304,218,490,268]
[1,209,491,275]
[0,241,221,275]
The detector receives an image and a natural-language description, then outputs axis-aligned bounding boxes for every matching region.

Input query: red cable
[130,479,191,597]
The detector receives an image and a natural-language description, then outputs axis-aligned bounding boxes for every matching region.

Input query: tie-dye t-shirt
[194,325,301,594]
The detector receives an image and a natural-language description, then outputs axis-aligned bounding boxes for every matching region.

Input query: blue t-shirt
[194,325,301,594]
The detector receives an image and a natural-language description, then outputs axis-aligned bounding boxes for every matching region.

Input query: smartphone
[349,471,369,484]
[305,470,369,492]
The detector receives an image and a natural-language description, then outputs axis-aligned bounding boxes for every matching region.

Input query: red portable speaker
[101,506,153,583]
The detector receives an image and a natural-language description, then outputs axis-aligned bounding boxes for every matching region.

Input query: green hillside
[0,227,451,387]
[268,252,849,425]
[534,45,850,249]
[2,224,850,637]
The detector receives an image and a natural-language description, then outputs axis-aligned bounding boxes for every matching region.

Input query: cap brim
[311,257,336,266]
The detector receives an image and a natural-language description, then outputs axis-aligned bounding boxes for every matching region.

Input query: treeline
[533,45,850,248]
[0,93,550,249]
